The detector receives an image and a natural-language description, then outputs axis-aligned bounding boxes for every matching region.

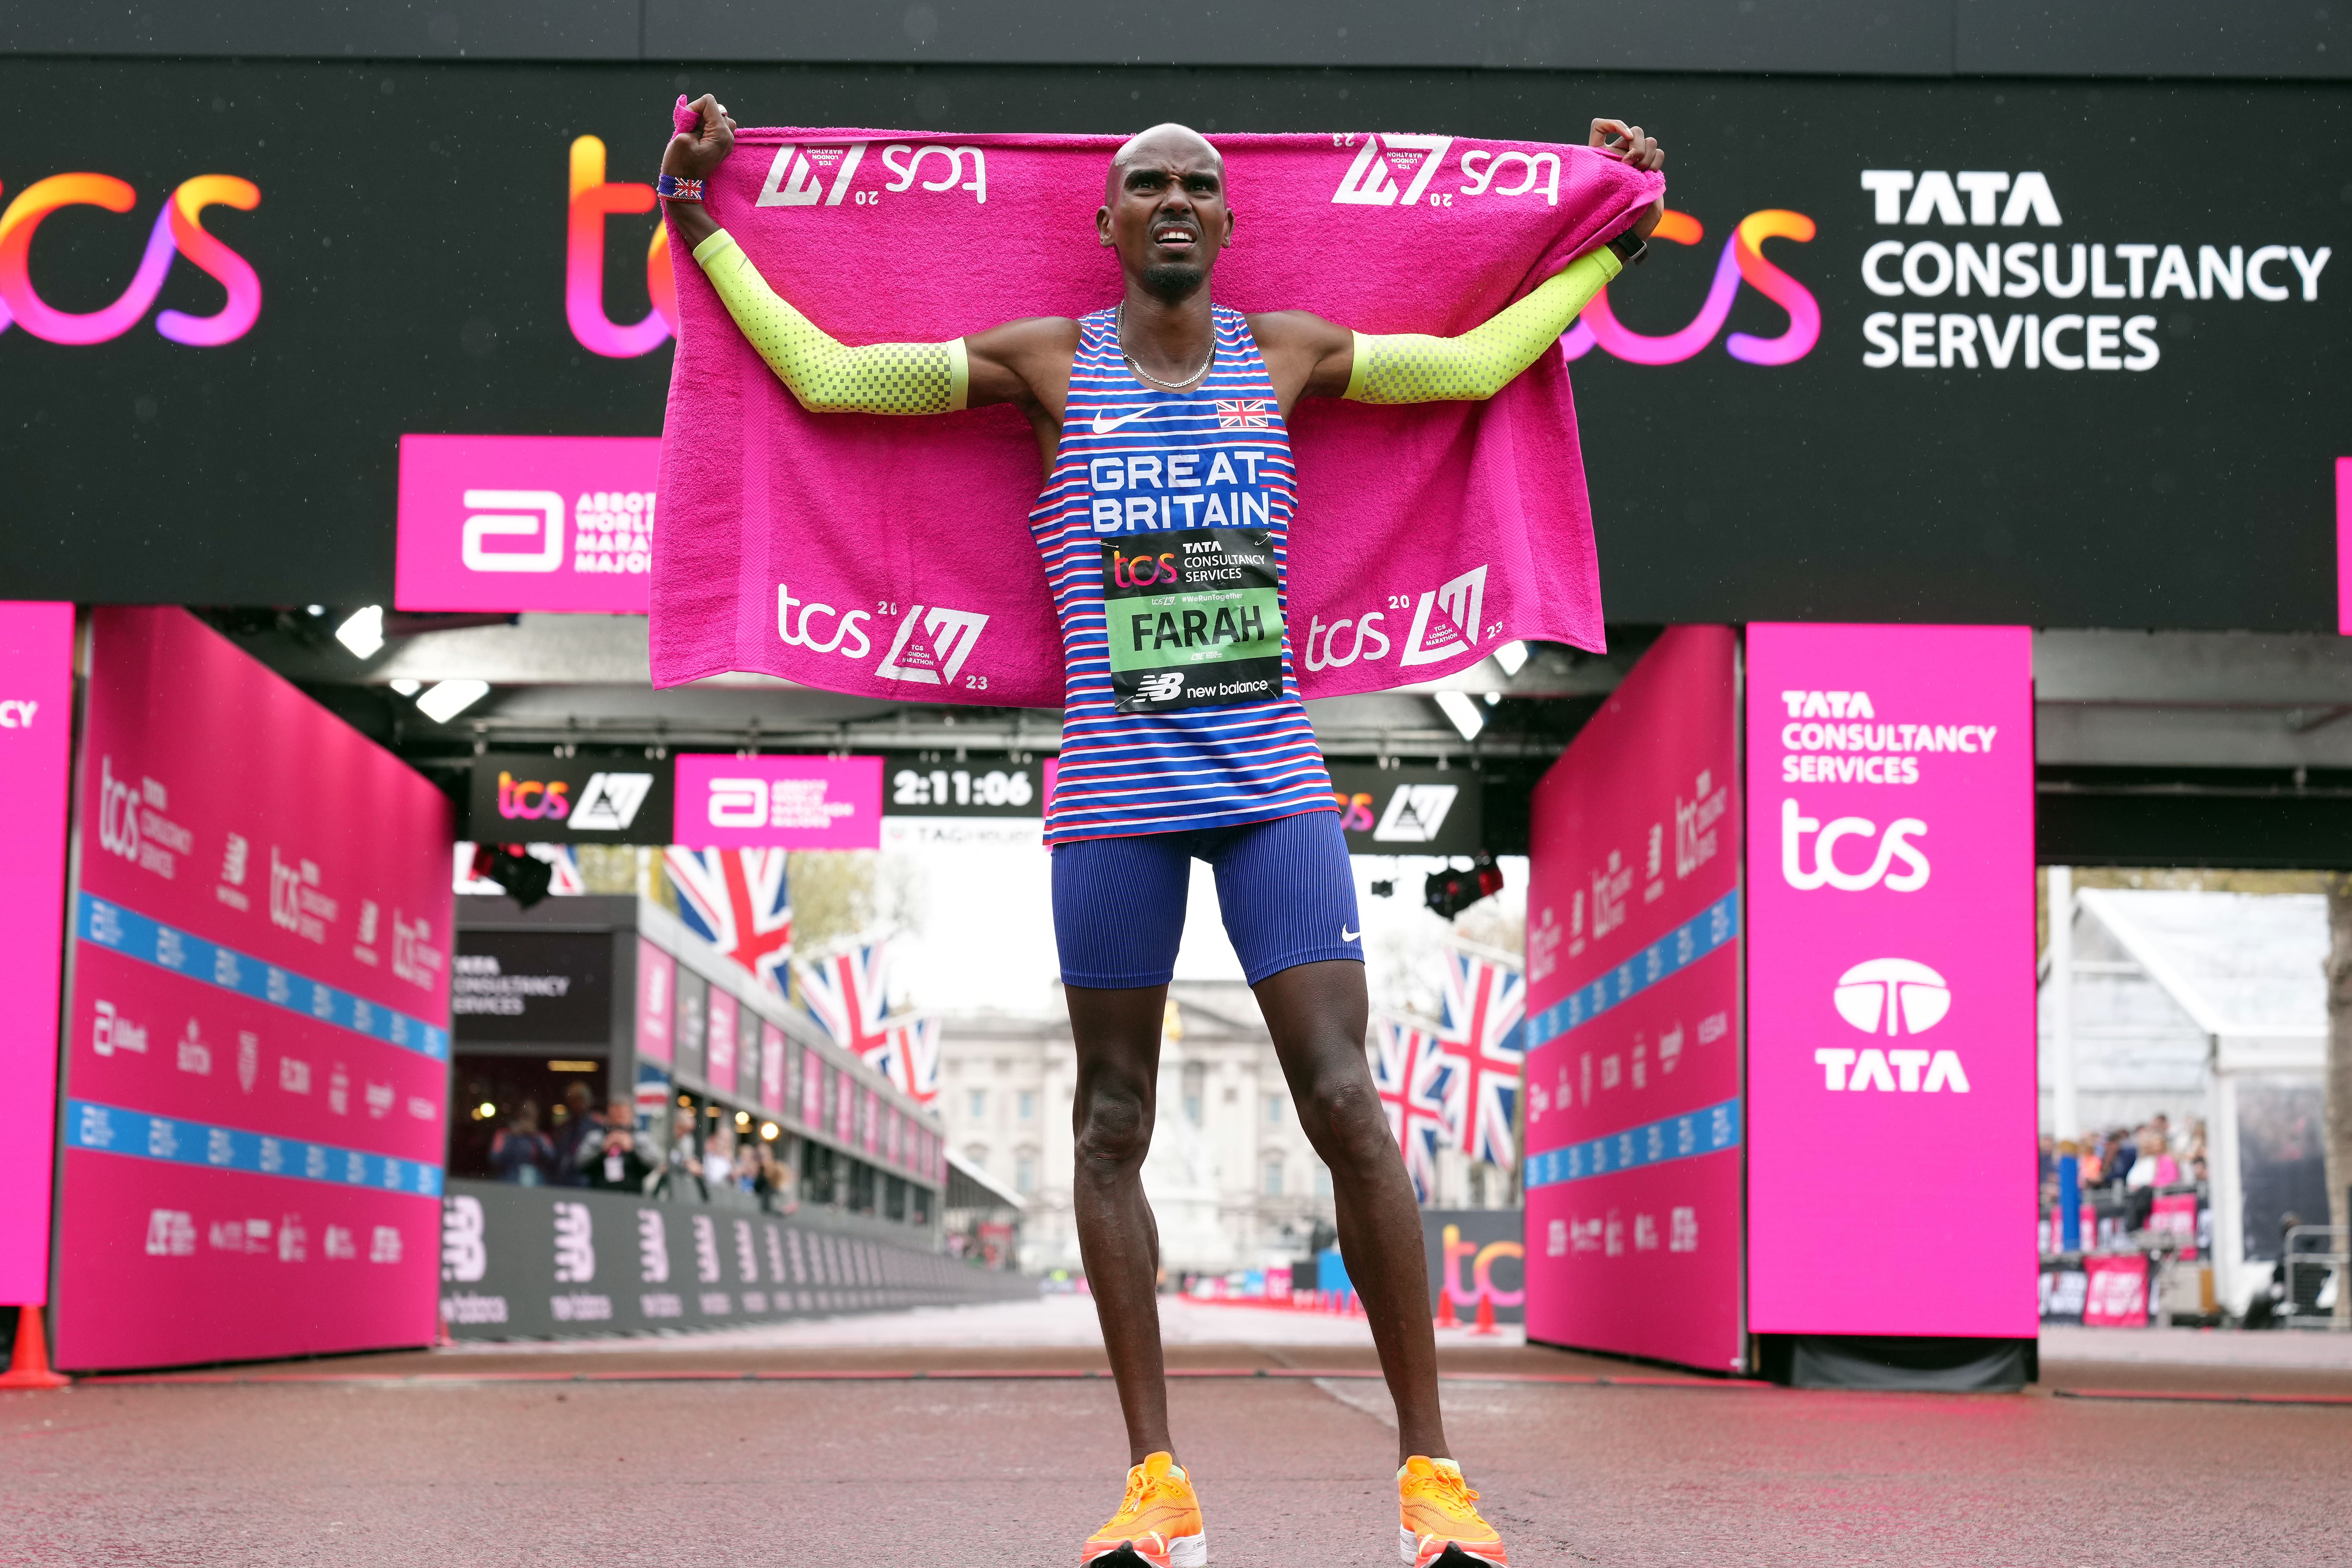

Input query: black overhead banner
[1,60,2345,630]
[467,753,674,844]
[450,929,615,1045]
[1327,764,1485,857]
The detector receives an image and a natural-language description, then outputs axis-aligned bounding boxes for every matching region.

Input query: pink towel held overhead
[652,121,1662,706]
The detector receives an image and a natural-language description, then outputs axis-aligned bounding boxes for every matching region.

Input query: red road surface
[6,1343,2347,1566]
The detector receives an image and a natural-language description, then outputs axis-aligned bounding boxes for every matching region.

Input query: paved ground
[7,1300,2350,1567]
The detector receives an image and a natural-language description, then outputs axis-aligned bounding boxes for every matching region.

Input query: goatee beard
[1140,261,1206,302]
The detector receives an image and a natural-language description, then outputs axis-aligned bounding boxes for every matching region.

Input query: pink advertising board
[706,987,740,1093]
[759,1023,786,1112]
[0,603,76,1307]
[395,434,659,614]
[1522,626,1744,1373]
[2338,458,2352,636]
[673,755,884,850]
[1744,623,2037,1338]
[55,608,456,1371]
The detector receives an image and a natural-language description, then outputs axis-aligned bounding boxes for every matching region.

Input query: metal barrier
[2280,1225,2347,1328]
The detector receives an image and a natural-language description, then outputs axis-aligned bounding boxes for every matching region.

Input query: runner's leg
[1259,962,1450,1464]
[1055,831,1195,1464]
[1211,812,1450,1464]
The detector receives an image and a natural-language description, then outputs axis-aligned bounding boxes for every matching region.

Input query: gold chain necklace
[1117,301,1214,391]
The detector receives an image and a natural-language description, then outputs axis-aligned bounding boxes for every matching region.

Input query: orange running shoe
[1079,1450,1208,1568]
[1397,1455,1508,1568]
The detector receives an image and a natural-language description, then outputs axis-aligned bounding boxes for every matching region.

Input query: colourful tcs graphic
[568,135,679,358]
[0,174,262,346]
[1566,208,1820,366]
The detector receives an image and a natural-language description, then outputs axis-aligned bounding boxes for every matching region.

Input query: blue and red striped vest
[1032,305,1335,845]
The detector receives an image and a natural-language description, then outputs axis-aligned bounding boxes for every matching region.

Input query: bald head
[1106,123,1223,202]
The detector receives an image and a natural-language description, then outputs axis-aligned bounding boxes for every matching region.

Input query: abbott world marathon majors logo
[1855,166,2331,373]
[1815,958,1970,1095]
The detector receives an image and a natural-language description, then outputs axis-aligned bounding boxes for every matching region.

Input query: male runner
[659,98,1664,1568]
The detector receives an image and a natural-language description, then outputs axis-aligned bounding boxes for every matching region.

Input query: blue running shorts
[1052,809,1364,989]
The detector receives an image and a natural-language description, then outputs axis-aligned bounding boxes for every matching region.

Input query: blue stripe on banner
[1523,891,1740,1052]
[64,1098,445,1198]
[1523,1098,1742,1190]
[78,893,449,1061]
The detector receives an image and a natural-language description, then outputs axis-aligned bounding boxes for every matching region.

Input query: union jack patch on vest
[1215,398,1274,429]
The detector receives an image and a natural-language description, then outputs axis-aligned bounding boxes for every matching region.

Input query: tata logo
[1814,1044,1971,1094]
[876,604,990,688]
[1372,784,1459,843]
[1832,958,1951,1036]
[1779,798,1929,892]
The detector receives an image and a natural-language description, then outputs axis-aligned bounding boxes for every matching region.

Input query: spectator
[489,1100,554,1186]
[2127,1132,2179,1190]
[550,1082,602,1186]
[662,1108,706,1199]
[585,1102,655,1192]
[703,1125,737,1190]
[756,1145,799,1214]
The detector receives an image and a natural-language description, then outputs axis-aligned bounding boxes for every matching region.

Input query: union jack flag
[793,936,942,1107]
[1215,398,1274,429]
[1373,1015,1462,1204]
[663,848,793,997]
[1437,942,1526,1168]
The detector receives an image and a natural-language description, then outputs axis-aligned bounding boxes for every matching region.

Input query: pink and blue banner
[1743,623,2038,1338]
[54,608,455,1371]
[0,603,76,1308]
[395,433,660,614]
[1522,625,1745,1373]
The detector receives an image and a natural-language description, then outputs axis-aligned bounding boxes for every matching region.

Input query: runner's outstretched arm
[1339,247,1622,405]
[661,94,1072,427]
[1262,117,1665,408]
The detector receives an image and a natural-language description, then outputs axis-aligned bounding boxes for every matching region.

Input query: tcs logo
[0,172,262,346]
[1566,208,1820,367]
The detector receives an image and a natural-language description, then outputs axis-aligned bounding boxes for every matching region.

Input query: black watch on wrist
[1606,226,1649,268]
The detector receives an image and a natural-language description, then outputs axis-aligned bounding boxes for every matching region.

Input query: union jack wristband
[656,174,706,202]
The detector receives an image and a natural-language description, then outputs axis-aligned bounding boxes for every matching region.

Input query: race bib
[1102,527,1283,713]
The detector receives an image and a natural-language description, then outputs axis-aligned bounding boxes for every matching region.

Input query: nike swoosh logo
[1090,407,1152,435]
[1341,927,1361,942]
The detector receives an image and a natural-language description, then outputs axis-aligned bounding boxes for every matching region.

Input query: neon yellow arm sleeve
[693,229,969,414]
[1342,247,1621,404]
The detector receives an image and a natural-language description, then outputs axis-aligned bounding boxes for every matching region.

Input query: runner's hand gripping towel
[652,118,1663,705]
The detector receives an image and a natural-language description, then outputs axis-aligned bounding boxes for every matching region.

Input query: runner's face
[1099,134,1231,290]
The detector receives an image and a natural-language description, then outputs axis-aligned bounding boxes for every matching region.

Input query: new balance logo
[1135,671,1184,703]
[1333,134,1455,207]
[876,604,990,686]
[1400,565,1488,666]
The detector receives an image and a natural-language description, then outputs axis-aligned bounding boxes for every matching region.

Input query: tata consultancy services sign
[395,434,659,614]
[1743,623,2037,1339]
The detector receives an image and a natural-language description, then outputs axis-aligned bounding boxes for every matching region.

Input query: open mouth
[1152,224,1198,249]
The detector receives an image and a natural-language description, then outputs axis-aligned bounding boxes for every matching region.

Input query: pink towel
[652,116,1660,705]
